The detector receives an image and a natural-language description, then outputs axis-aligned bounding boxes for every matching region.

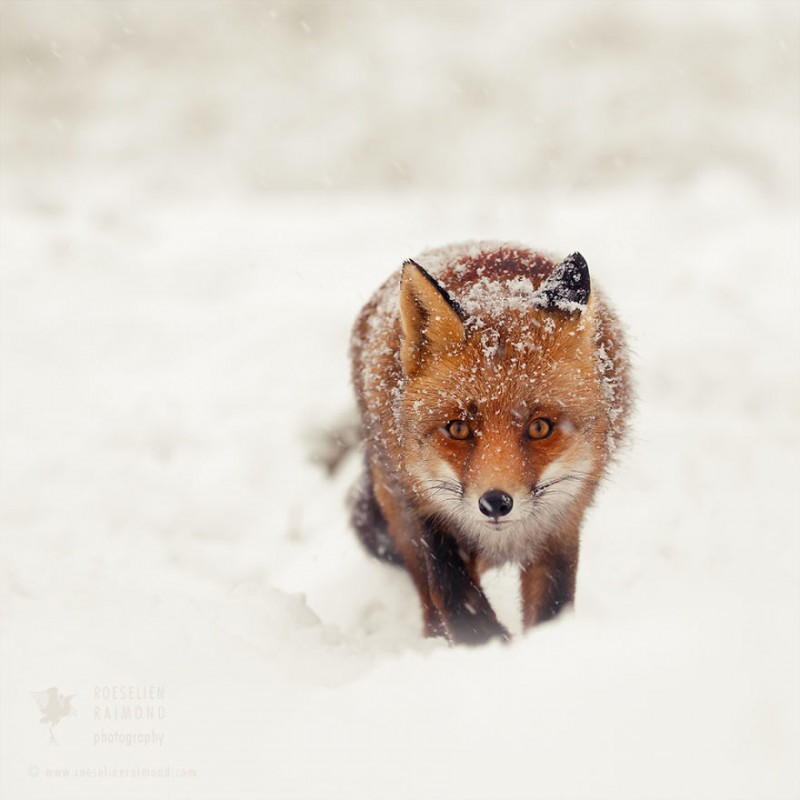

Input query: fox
[349,241,632,645]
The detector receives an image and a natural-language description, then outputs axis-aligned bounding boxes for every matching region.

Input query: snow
[1,2,799,799]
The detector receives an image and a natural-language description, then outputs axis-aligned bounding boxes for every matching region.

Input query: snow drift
[1,2,798,798]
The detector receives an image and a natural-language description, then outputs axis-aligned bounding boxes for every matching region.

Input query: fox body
[350,241,631,644]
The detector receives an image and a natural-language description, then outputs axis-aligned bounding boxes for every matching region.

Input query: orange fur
[350,242,631,644]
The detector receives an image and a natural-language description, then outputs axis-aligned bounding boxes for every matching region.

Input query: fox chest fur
[350,241,631,644]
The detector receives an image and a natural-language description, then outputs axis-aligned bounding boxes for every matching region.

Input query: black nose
[478,490,514,519]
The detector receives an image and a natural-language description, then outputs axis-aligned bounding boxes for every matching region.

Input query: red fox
[350,242,631,644]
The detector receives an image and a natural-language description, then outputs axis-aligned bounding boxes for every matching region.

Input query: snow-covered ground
[1,3,798,799]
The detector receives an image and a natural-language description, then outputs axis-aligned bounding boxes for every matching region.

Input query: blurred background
[2,0,797,202]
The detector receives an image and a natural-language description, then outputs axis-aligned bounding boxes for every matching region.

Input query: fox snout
[477,489,514,520]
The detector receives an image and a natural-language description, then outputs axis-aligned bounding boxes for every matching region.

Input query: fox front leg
[520,538,579,628]
[422,521,510,645]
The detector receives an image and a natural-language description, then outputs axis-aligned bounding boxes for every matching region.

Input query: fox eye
[527,418,553,440]
[445,420,471,440]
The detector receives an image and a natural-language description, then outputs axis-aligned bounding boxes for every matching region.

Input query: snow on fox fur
[350,241,632,644]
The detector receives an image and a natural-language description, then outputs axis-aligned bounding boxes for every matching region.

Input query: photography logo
[31,687,77,745]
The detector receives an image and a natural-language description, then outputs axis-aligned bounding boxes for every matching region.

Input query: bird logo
[31,687,77,745]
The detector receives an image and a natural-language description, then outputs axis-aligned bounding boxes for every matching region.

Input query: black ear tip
[403,258,436,284]
[538,250,591,311]
[563,251,588,272]
[401,257,466,320]
[562,251,590,287]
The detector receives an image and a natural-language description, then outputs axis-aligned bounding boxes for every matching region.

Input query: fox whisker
[418,479,464,500]
[532,473,598,497]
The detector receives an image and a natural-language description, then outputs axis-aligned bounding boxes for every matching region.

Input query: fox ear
[399,260,466,375]
[538,252,591,312]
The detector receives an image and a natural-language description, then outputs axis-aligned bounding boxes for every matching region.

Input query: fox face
[397,255,607,565]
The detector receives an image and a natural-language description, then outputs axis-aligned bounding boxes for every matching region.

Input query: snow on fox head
[393,244,621,565]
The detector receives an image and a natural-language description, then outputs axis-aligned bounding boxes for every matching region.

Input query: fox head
[398,254,607,564]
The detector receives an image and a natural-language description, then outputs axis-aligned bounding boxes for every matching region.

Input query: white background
[1,2,798,798]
